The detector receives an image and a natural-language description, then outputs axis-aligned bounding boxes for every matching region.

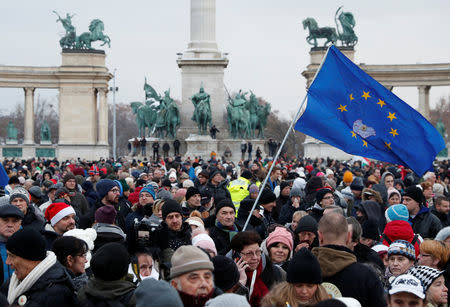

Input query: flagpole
[242,46,333,231]
[242,94,308,231]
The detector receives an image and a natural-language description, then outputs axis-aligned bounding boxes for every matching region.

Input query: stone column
[97,88,108,145]
[188,0,218,52]
[23,87,35,144]
[418,85,431,120]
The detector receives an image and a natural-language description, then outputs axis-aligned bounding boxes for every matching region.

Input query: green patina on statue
[190,84,212,135]
[54,11,111,50]
[225,88,271,139]
[130,79,180,139]
[436,119,448,157]
[40,121,51,142]
[303,7,357,48]
[6,121,18,141]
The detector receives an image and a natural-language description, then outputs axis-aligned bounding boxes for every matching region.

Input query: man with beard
[153,200,191,252]
[170,245,220,307]
[81,179,120,229]
[42,202,76,250]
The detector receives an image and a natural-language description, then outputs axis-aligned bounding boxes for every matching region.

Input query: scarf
[245,260,269,307]
[215,220,239,241]
[177,288,214,307]
[8,251,57,304]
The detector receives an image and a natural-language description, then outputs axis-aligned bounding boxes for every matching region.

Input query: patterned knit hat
[9,187,30,206]
[388,240,416,261]
[409,265,444,291]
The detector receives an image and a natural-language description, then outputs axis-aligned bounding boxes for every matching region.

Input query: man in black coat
[1,228,77,306]
[430,194,450,227]
[207,199,240,255]
[312,213,386,307]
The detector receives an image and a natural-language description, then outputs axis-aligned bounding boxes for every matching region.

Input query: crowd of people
[0,154,449,307]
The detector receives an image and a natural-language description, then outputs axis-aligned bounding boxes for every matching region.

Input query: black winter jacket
[208,221,241,256]
[410,205,442,239]
[1,262,77,307]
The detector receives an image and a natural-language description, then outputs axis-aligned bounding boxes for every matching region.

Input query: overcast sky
[1,0,449,119]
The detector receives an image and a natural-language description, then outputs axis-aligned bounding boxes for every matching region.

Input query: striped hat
[388,240,416,261]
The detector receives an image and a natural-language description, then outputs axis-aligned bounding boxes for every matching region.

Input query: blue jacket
[0,241,10,284]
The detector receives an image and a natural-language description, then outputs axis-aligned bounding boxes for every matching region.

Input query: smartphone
[232,251,241,262]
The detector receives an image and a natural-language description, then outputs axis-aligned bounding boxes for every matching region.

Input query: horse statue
[195,100,211,135]
[302,17,337,47]
[255,103,271,138]
[248,91,260,138]
[335,7,358,47]
[227,93,250,139]
[76,19,111,49]
[54,11,77,49]
[130,102,156,137]
[165,101,180,139]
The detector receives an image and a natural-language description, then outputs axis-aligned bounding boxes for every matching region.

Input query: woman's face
[388,255,413,276]
[240,243,261,271]
[269,242,290,264]
[68,253,87,274]
[388,193,401,206]
[427,275,448,305]
[423,187,433,200]
[291,216,301,231]
[418,251,438,268]
[294,283,318,304]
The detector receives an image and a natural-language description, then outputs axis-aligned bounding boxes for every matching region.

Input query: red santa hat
[45,202,76,226]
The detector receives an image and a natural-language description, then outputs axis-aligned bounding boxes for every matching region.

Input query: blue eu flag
[295,45,445,176]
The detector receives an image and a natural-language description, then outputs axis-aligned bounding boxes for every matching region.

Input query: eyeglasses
[240,249,262,258]
[322,196,334,200]
[419,253,432,258]
[110,188,121,194]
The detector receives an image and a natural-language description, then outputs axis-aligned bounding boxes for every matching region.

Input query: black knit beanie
[215,198,236,214]
[259,188,276,205]
[91,242,129,281]
[162,199,183,220]
[403,186,424,205]
[185,187,200,201]
[240,170,252,180]
[316,188,333,204]
[287,247,322,284]
[212,255,240,291]
[361,219,380,241]
[295,215,318,235]
[6,228,46,261]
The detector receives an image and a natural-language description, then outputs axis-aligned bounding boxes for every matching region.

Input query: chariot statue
[54,11,111,50]
[302,7,357,48]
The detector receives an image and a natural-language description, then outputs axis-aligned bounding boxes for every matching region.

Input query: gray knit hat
[170,245,214,279]
[9,187,30,206]
[205,294,250,307]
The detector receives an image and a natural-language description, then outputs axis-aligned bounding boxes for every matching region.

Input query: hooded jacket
[312,245,386,307]
[77,277,136,307]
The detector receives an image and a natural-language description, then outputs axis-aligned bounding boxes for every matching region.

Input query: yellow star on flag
[351,131,357,138]
[362,140,368,147]
[387,112,397,122]
[361,91,371,100]
[377,99,386,108]
[389,128,399,137]
[384,142,392,150]
[349,93,355,101]
[338,104,348,112]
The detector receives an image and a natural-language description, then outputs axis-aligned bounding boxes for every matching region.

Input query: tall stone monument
[177,0,229,140]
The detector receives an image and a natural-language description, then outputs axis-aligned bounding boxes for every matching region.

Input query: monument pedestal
[185,134,218,159]
[303,136,352,160]
[57,144,109,161]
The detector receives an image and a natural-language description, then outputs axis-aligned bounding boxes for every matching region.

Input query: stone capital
[23,87,35,95]
[97,87,108,94]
